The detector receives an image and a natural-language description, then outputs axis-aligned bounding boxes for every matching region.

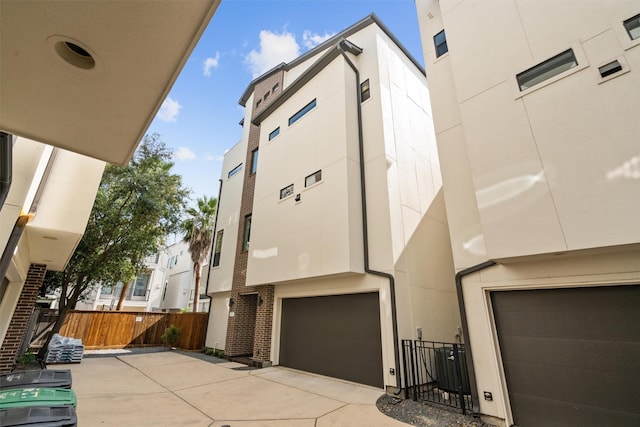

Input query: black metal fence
[401,340,472,414]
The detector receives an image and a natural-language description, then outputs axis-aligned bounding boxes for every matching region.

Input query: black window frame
[280,184,294,199]
[269,127,280,141]
[305,170,322,187]
[250,148,259,174]
[288,99,317,126]
[272,83,279,93]
[243,214,252,252]
[212,229,223,267]
[228,163,243,178]
[434,29,448,58]
[516,48,578,91]
[360,79,371,102]
[624,13,640,40]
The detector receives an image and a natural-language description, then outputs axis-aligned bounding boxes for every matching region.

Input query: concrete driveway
[58,350,408,426]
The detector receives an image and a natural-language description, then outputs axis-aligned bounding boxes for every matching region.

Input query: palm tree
[181,196,217,312]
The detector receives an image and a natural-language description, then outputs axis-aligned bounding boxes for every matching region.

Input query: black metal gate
[401,340,472,414]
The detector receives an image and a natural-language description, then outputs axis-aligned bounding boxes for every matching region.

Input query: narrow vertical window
[360,79,371,102]
[251,148,259,174]
[624,13,640,40]
[213,229,223,267]
[243,215,252,251]
[434,30,448,57]
[273,83,279,93]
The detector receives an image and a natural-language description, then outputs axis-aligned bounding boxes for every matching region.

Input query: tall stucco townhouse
[205,14,457,391]
[0,1,220,372]
[416,1,640,426]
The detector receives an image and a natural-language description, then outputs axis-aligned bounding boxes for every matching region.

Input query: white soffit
[0,0,220,165]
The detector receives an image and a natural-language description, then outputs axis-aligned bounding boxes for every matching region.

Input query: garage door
[279,292,383,388]
[492,285,640,427]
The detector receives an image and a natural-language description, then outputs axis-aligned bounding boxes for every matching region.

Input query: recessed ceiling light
[49,36,96,70]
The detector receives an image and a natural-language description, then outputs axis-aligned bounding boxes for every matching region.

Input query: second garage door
[492,285,640,427]
[279,292,383,388]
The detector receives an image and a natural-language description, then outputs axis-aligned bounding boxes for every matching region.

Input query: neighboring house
[159,240,210,313]
[205,15,457,391]
[415,1,640,426]
[0,1,220,373]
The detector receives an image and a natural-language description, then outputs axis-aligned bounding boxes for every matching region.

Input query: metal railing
[401,340,472,414]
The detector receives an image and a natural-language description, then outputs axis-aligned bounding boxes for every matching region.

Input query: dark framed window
[434,30,448,57]
[360,79,371,102]
[273,83,279,93]
[264,91,270,101]
[213,229,223,267]
[280,184,294,199]
[243,215,252,251]
[251,148,259,174]
[516,49,577,91]
[624,13,640,40]
[132,273,150,297]
[288,99,317,126]
[269,127,280,141]
[256,99,262,109]
[228,163,243,178]
[305,170,322,187]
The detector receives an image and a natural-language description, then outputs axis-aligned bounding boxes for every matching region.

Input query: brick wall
[224,71,283,360]
[0,264,46,373]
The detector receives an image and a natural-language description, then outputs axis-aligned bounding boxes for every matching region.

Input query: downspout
[0,132,13,210]
[455,260,497,416]
[203,179,223,346]
[337,40,402,395]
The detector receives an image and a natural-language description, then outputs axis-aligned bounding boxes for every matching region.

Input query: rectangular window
[305,170,322,187]
[251,148,259,174]
[133,273,150,297]
[280,184,294,199]
[288,99,317,126]
[360,79,371,102]
[256,99,262,109]
[269,127,280,141]
[516,49,577,91]
[273,83,279,93]
[100,284,113,296]
[213,230,223,267]
[243,215,252,251]
[228,163,243,178]
[624,13,640,40]
[434,29,448,57]
[264,91,270,101]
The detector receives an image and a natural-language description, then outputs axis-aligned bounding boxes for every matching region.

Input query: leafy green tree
[38,134,189,358]
[181,196,217,312]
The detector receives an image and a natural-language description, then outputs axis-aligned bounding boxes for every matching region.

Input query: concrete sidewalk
[59,351,409,426]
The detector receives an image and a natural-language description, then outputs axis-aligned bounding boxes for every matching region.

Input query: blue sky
[146,0,425,204]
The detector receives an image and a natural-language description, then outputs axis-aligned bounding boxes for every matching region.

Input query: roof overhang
[0,0,220,166]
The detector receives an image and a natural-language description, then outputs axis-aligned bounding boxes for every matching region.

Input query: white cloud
[245,30,300,78]
[203,52,220,77]
[302,30,335,49]
[205,153,224,162]
[158,97,181,123]
[174,146,196,161]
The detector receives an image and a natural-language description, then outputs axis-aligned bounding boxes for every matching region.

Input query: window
[360,79,371,102]
[624,13,640,40]
[272,83,279,93]
[100,284,114,296]
[516,49,577,91]
[251,148,259,174]
[288,99,317,126]
[269,127,280,141]
[264,91,270,101]
[162,282,168,300]
[228,163,243,178]
[280,184,294,199]
[599,60,622,78]
[256,99,262,109]
[213,230,223,267]
[434,30,448,57]
[132,273,150,297]
[305,170,322,187]
[243,215,252,251]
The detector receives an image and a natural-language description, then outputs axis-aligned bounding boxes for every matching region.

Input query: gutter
[337,40,403,395]
[455,260,497,416]
[0,132,13,210]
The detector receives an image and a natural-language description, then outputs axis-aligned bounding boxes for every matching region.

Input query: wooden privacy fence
[59,311,208,351]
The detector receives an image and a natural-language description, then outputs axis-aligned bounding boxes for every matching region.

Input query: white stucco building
[205,15,457,391]
[416,1,640,426]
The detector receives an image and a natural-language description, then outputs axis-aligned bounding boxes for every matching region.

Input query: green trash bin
[0,405,77,427]
[0,388,77,409]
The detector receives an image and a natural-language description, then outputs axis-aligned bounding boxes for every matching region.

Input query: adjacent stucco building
[206,15,457,391]
[416,1,640,426]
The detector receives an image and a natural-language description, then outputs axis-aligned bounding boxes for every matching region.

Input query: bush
[161,325,181,347]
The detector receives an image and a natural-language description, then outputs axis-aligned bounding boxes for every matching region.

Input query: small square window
[516,49,577,91]
[280,184,294,199]
[305,170,322,187]
[251,148,259,174]
[269,127,280,141]
[273,83,279,93]
[434,30,448,58]
[624,13,640,40]
[360,79,371,102]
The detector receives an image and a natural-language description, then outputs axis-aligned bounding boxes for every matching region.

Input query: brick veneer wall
[224,71,282,359]
[0,264,46,373]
